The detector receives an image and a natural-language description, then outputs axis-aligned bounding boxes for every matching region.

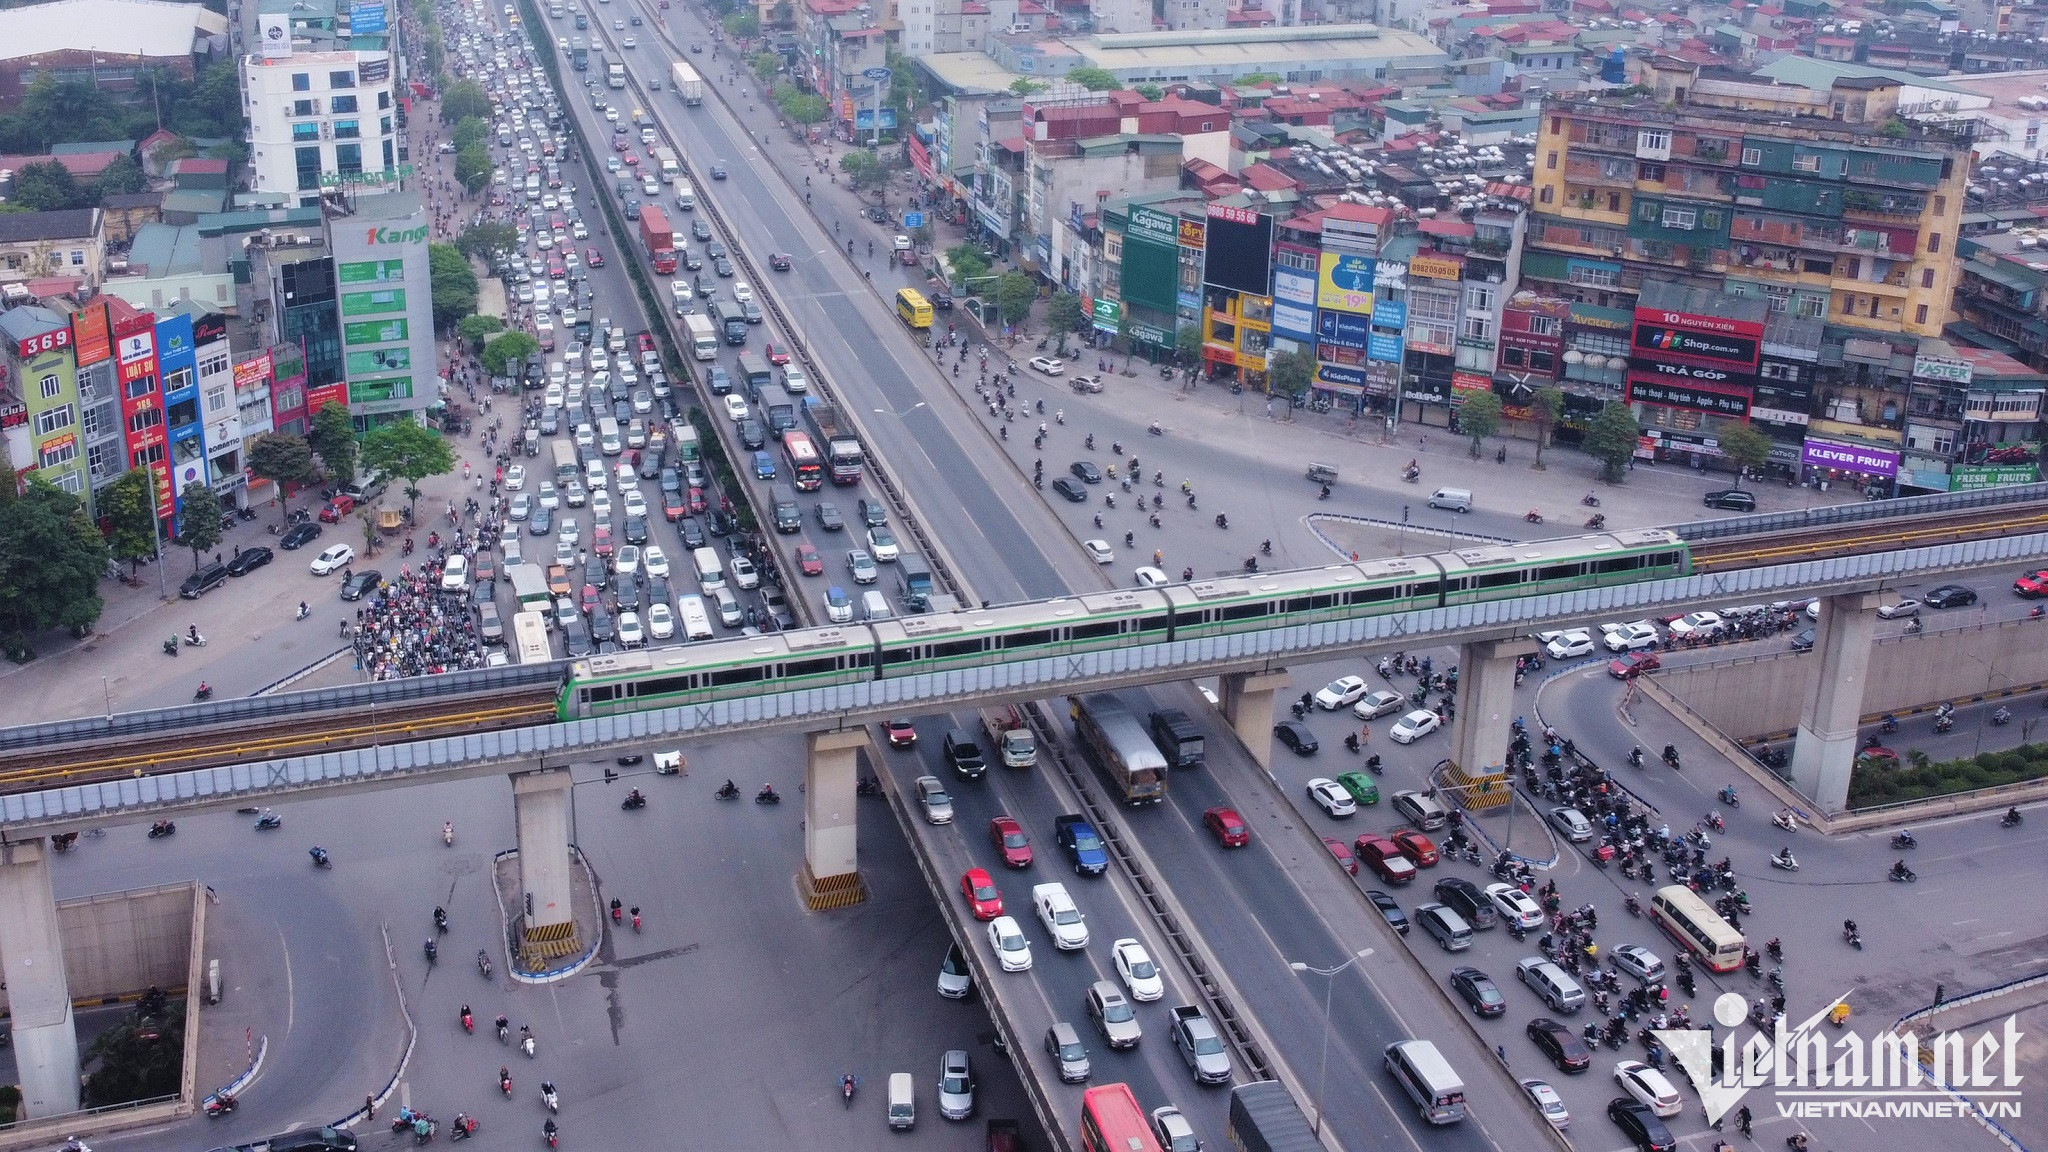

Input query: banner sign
[1633,321,1758,367]
[1627,375,1752,417]
[1316,253,1375,314]
[1802,437,1899,477]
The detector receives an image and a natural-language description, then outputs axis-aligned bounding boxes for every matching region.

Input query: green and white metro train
[557,529,1690,719]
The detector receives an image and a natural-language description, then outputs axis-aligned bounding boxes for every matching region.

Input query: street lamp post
[1288,947,1373,1138]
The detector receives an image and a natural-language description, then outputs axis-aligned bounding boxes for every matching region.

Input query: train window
[1538,563,1582,582]
[1003,630,1053,649]
[1412,580,1440,597]
[579,686,607,704]
[1219,602,1270,622]
[784,656,840,678]
[1072,621,1121,640]
[1174,608,1213,627]
[931,638,985,659]
[1350,587,1398,604]
[709,666,767,686]
[1651,551,1683,569]
[883,648,917,665]
[850,651,874,668]
[1138,614,1170,632]
[638,675,694,697]
[1440,578,1469,594]
[1475,571,1523,590]
[1594,556,1641,574]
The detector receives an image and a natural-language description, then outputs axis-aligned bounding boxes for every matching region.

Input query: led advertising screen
[1201,205,1273,296]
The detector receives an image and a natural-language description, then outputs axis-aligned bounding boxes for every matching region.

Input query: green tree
[995,271,1037,326]
[456,221,520,261]
[838,149,883,190]
[1236,72,1282,86]
[358,509,381,557]
[1529,385,1565,470]
[439,79,491,124]
[773,82,828,124]
[428,242,479,331]
[13,75,125,150]
[724,10,761,37]
[944,243,991,286]
[82,1002,184,1107]
[1458,390,1503,459]
[1066,66,1120,91]
[1267,346,1315,409]
[308,402,359,488]
[0,477,109,650]
[457,313,506,348]
[171,482,224,572]
[1133,83,1164,101]
[1009,78,1047,96]
[1717,422,1774,488]
[12,160,84,211]
[91,153,145,200]
[246,433,322,524]
[1583,402,1642,483]
[455,143,493,193]
[452,115,490,151]
[482,330,540,377]
[359,420,458,523]
[99,470,158,571]
[1047,291,1086,337]
[750,51,780,83]
[1175,324,1205,370]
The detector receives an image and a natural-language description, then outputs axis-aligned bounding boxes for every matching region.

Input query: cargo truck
[981,706,1036,768]
[638,204,676,274]
[651,146,680,182]
[670,61,704,105]
[569,40,588,70]
[800,397,865,484]
[606,59,625,88]
[1148,708,1204,769]
[508,563,551,613]
[1070,693,1168,805]
[897,553,933,610]
[1227,1081,1320,1152]
[551,440,579,485]
[682,313,717,360]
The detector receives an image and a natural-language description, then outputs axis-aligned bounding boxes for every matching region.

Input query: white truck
[670,61,704,106]
[683,314,718,361]
[981,706,1036,768]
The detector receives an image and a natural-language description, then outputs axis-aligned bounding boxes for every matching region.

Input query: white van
[887,1072,915,1130]
[692,546,725,592]
[711,586,743,627]
[598,416,622,457]
[1384,1039,1466,1125]
[672,179,696,211]
[861,589,891,620]
[677,594,714,640]
[1427,487,1473,513]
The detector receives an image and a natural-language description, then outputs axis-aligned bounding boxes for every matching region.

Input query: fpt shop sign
[1632,322,1757,368]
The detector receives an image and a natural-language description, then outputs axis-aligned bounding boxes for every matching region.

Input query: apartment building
[242,0,403,208]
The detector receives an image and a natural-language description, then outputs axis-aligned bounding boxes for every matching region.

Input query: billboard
[358,57,391,85]
[349,0,387,32]
[1409,254,1463,281]
[1316,310,1370,351]
[258,11,292,57]
[1802,437,1898,477]
[1635,306,1764,341]
[233,352,273,393]
[1271,267,1317,343]
[71,303,111,367]
[1626,374,1752,418]
[1631,321,1758,369]
[1201,205,1273,296]
[1316,253,1375,315]
[1120,206,1180,315]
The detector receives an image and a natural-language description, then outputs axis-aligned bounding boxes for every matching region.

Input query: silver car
[1086,980,1142,1049]
[1045,1021,1091,1083]
[937,1050,974,1121]
[914,775,952,824]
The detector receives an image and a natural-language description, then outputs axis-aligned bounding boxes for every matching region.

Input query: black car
[1790,627,1815,652]
[584,556,608,589]
[679,517,707,549]
[769,252,793,271]
[737,419,766,450]
[639,452,663,480]
[1432,877,1498,930]
[691,217,712,242]
[706,242,727,259]
[931,291,953,311]
[659,467,681,495]
[339,570,383,601]
[1703,488,1757,512]
[624,514,650,545]
[1449,966,1508,1018]
[478,601,505,644]
[226,547,274,576]
[706,508,735,536]
[1926,584,1977,608]
[815,502,845,531]
[562,617,593,656]
[856,497,889,528]
[280,522,323,550]
[1606,1097,1678,1152]
[1274,720,1319,755]
[1070,460,1103,484]
[713,257,734,277]
[862,205,888,223]
[681,249,704,271]
[179,563,231,599]
[708,163,728,180]
[1526,1018,1592,1073]
[471,579,495,608]
[1366,890,1408,934]
[591,608,617,644]
[1051,476,1089,502]
[705,366,732,394]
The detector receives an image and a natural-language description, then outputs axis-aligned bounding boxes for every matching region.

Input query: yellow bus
[1650,884,1746,972]
[895,287,933,330]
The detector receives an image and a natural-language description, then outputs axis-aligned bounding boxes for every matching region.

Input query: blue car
[751,451,777,480]
[1055,815,1109,876]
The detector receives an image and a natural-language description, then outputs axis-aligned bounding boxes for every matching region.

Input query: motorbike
[163,638,179,657]
[521,1031,536,1059]
[856,776,882,796]
[1772,810,1799,832]
[203,1092,238,1117]
[500,1069,514,1098]
[309,846,331,868]
[1581,493,1601,507]
[1992,707,2012,727]
[755,787,781,805]
[1705,813,1725,833]
[1624,893,1641,917]
[1934,714,1955,734]
[1402,467,1420,483]
[1364,754,1382,774]
[185,631,207,647]
[195,684,213,701]
[424,939,438,965]
[1891,831,1918,849]
[1524,510,1545,524]
[1888,863,1918,883]
[2003,808,2024,828]
[448,1115,478,1142]
[1880,714,1899,734]
[1770,851,1799,872]
[843,1075,857,1107]
[1718,786,1740,808]
[1662,746,1682,770]
[1585,514,1605,529]
[716,781,741,801]
[478,950,493,979]
[434,907,449,934]
[255,811,282,830]
[462,1007,474,1033]
[148,821,176,839]
[542,1082,559,1113]
[544,1120,559,1149]
[444,822,454,846]
[295,602,310,621]
[621,790,648,810]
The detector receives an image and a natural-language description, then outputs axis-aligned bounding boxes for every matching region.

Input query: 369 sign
[15,329,70,358]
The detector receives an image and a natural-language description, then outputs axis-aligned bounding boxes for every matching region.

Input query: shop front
[1801,436,1899,496]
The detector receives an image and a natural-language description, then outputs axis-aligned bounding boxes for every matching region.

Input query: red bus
[781,430,823,491]
[1080,1084,1162,1152]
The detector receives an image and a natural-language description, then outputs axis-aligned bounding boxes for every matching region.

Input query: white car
[1134,565,1168,586]
[732,280,754,303]
[1027,356,1065,376]
[1544,630,1596,660]
[509,493,533,521]
[1315,675,1369,710]
[1609,943,1666,984]
[310,544,355,575]
[723,394,749,422]
[614,544,640,576]
[1876,598,1921,619]
[1084,539,1114,564]
[440,554,470,591]
[643,545,670,579]
[1032,883,1089,950]
[646,602,674,639]
[589,487,612,517]
[729,554,760,589]
[987,916,1033,971]
[1390,710,1442,744]
[1521,1078,1570,1130]
[504,464,527,490]
[1486,882,1545,930]
[1111,938,1163,1001]
[622,489,648,518]
[1549,806,1594,841]
[1306,777,1357,818]
[617,610,644,647]
[536,482,560,510]
[1353,689,1406,720]
[1601,620,1659,652]
[1614,1060,1684,1117]
[866,526,899,563]
[1667,610,1724,638]
[914,775,952,824]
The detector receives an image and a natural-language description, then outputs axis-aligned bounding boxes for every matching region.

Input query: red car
[580,583,601,616]
[1322,836,1358,875]
[960,867,1003,920]
[769,252,793,271]
[882,718,917,747]
[593,525,613,558]
[547,260,566,279]
[686,486,707,514]
[662,490,686,521]
[585,248,605,267]
[1608,651,1661,680]
[1203,807,1249,848]
[795,543,823,576]
[611,138,629,153]
[764,342,791,366]
[2015,569,2048,598]
[990,815,1032,868]
[623,153,641,166]
[635,332,656,355]
[1389,828,1439,868]
[318,493,356,522]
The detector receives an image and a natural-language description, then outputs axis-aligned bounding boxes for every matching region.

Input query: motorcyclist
[722,778,739,797]
[495,1014,510,1041]
[188,623,201,644]
[1890,859,1913,879]
[1773,847,1796,867]
[461,1005,474,1031]
[2009,806,2023,825]
[758,782,777,800]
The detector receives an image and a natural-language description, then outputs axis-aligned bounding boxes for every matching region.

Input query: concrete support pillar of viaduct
[801,728,870,910]
[511,767,579,961]
[0,838,79,1118]
[1220,669,1292,772]
[1791,591,1884,815]
[1449,637,1539,776]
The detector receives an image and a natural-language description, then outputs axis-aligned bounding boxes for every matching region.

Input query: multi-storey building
[242,0,403,208]
[327,193,438,425]
[1522,69,1975,484]
[0,306,86,500]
